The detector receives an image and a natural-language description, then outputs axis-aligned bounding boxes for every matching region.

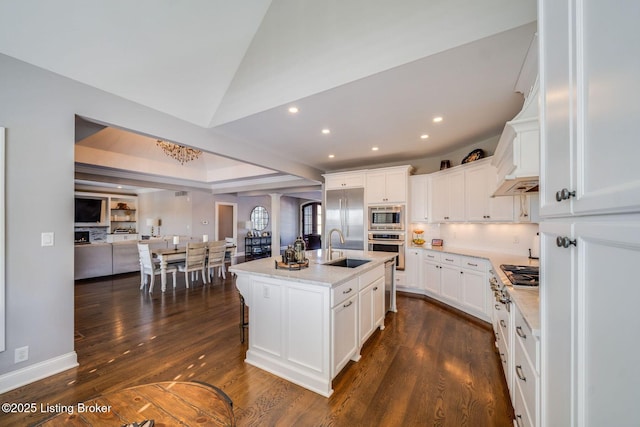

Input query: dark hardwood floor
[1,271,513,426]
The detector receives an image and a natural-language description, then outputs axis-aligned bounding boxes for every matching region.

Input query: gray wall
[0,53,258,388]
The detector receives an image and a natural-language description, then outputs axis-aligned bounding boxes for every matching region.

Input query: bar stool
[239,294,249,343]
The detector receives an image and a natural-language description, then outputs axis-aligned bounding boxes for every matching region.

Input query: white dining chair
[178,242,208,288]
[137,243,177,293]
[207,240,227,281]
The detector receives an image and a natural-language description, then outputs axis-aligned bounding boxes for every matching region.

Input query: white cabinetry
[358,266,385,347]
[431,170,465,222]
[513,303,539,427]
[439,254,461,302]
[332,282,358,376]
[460,259,489,318]
[494,297,513,393]
[465,161,514,222]
[409,174,430,222]
[422,251,441,296]
[539,1,640,425]
[324,171,365,190]
[366,166,410,204]
[403,248,422,291]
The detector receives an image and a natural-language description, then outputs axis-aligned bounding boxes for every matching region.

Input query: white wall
[412,222,539,257]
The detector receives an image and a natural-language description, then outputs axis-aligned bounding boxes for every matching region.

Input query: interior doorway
[215,202,237,244]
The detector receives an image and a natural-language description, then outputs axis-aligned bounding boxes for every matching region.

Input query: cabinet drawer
[514,305,539,373]
[460,256,485,272]
[496,303,511,349]
[332,277,358,307]
[514,337,538,426]
[513,379,534,427]
[440,253,461,266]
[359,265,384,290]
[423,250,441,262]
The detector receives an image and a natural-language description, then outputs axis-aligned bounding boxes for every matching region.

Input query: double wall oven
[367,205,405,270]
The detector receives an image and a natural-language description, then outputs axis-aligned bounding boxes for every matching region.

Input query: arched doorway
[301,202,321,249]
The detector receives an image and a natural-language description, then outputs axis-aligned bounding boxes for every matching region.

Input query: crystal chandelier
[156,140,202,165]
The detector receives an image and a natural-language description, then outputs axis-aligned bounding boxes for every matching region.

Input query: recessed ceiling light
[420,134,429,140]
[433,116,443,123]
[322,128,331,135]
[371,146,379,151]
[288,106,299,114]
[117,185,123,189]
[328,154,335,158]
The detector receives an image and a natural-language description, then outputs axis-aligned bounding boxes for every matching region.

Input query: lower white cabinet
[460,259,489,319]
[403,248,422,291]
[512,303,539,427]
[332,293,358,376]
[404,249,491,322]
[358,266,385,347]
[423,258,441,295]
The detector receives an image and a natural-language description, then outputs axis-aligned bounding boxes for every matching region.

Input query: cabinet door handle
[495,304,501,310]
[555,188,576,202]
[515,414,524,427]
[500,320,507,328]
[445,258,453,262]
[556,236,577,248]
[343,288,353,294]
[467,262,478,267]
[516,326,527,339]
[373,287,378,291]
[343,300,353,308]
[516,365,526,381]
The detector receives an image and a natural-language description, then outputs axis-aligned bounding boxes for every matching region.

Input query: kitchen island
[230,249,396,397]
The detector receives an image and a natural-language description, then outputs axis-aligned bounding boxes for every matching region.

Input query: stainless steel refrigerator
[324,188,365,250]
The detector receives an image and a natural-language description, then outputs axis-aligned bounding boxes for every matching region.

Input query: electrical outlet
[15,346,28,363]
[263,286,270,299]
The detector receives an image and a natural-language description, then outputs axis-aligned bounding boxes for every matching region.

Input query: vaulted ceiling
[0,0,537,195]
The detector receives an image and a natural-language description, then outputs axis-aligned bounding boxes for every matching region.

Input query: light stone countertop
[230,249,396,288]
[409,244,540,336]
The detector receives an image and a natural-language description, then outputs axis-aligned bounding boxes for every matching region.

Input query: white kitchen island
[230,249,396,397]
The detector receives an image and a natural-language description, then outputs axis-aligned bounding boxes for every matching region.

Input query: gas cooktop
[500,264,539,287]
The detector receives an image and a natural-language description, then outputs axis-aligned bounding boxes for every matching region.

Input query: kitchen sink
[325,258,371,268]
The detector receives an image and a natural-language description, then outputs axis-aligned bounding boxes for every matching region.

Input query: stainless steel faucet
[328,228,345,260]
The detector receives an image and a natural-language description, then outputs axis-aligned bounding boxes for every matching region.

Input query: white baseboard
[0,351,78,394]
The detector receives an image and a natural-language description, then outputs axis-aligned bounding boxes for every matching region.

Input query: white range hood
[492,78,540,196]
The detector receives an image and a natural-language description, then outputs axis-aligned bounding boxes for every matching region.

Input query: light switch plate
[41,232,54,247]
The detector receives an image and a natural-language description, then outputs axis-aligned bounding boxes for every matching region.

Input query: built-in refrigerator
[324,188,365,250]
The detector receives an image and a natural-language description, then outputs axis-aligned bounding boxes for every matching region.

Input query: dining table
[153,245,236,292]
[34,381,235,426]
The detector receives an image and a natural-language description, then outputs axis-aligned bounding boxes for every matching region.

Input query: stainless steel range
[499,264,539,287]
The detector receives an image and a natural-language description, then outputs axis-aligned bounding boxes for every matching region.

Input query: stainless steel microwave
[368,205,404,231]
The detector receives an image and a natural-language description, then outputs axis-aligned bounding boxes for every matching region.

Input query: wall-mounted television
[74,198,104,223]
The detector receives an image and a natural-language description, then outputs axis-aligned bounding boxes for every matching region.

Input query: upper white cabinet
[324,171,365,190]
[366,166,410,204]
[465,161,515,222]
[409,174,430,222]
[539,0,640,218]
[431,170,465,222]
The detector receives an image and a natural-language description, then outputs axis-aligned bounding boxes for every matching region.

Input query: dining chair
[178,242,208,288]
[206,240,227,282]
[137,243,177,293]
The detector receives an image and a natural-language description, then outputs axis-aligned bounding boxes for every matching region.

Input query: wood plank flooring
[1,272,513,426]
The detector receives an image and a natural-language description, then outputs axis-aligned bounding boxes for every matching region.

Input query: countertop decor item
[461,148,485,164]
[440,160,451,170]
[412,230,425,245]
[431,238,443,247]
